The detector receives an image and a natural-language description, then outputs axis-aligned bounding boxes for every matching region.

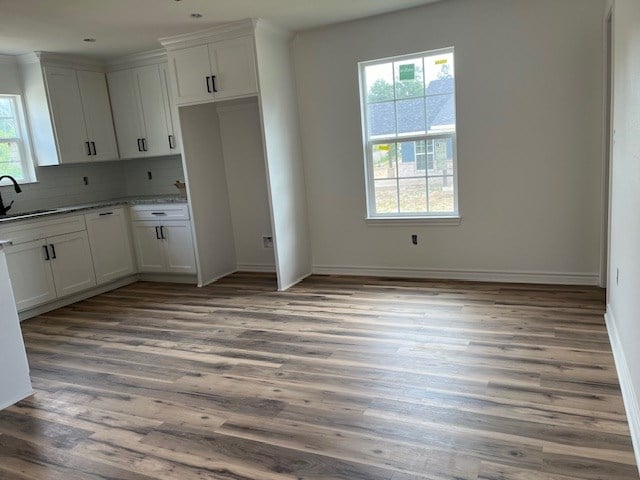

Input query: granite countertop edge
[0,195,188,225]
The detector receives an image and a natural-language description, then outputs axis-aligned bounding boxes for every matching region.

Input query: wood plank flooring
[0,273,637,480]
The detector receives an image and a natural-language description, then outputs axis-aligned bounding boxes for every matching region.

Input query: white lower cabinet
[86,208,136,284]
[5,231,96,310]
[132,219,196,274]
[4,240,57,311]
[47,231,97,297]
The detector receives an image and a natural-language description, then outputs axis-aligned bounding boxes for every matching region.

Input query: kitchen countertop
[0,195,187,225]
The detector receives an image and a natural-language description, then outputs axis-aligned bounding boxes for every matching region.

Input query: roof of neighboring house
[369,77,455,137]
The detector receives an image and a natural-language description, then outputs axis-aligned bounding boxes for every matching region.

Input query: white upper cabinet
[166,35,257,106]
[76,70,119,162]
[42,65,119,164]
[210,36,258,101]
[43,66,90,164]
[108,62,175,159]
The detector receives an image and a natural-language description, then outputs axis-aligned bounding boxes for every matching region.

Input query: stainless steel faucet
[0,175,22,216]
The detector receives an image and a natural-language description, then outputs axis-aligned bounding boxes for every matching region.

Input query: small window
[0,95,36,184]
[359,48,458,219]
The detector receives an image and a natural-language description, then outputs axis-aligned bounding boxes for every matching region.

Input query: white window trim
[358,47,460,222]
[0,94,37,186]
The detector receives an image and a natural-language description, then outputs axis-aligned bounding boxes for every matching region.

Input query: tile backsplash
[0,155,184,214]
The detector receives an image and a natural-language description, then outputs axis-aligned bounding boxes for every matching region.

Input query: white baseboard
[139,273,198,284]
[278,270,312,292]
[0,389,33,411]
[237,263,277,273]
[312,265,600,286]
[199,269,237,288]
[605,306,640,474]
[19,276,138,321]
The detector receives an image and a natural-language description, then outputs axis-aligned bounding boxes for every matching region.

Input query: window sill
[365,215,461,226]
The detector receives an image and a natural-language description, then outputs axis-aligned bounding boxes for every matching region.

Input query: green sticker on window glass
[399,64,415,81]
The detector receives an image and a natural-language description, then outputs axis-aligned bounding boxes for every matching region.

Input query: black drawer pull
[99,212,113,216]
[151,212,166,216]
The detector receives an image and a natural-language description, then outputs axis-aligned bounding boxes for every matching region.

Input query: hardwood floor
[0,273,637,480]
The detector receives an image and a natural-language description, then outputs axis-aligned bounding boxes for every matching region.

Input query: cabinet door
[77,70,119,162]
[107,69,146,159]
[43,66,90,164]
[161,221,196,274]
[48,231,97,298]
[160,63,180,152]
[136,64,172,157]
[86,209,136,285]
[169,44,214,105]
[210,36,258,101]
[4,240,57,311]
[132,221,166,272]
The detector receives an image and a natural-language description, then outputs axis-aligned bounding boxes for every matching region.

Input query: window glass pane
[365,62,394,103]
[399,178,427,213]
[428,176,455,213]
[396,98,426,136]
[0,118,18,139]
[427,94,456,133]
[0,98,13,117]
[394,58,424,99]
[398,140,427,177]
[427,137,454,177]
[0,142,25,180]
[425,52,455,95]
[372,143,396,179]
[368,101,396,138]
[374,179,398,213]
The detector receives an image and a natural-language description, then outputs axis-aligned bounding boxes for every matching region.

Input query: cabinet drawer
[130,204,189,221]
[0,214,86,245]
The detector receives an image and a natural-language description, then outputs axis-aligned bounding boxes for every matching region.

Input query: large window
[0,95,35,184]
[359,48,458,219]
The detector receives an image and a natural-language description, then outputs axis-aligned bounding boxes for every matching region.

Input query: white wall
[293,0,606,283]
[606,0,640,468]
[255,22,312,290]
[179,103,237,286]
[217,100,275,271]
[0,247,32,410]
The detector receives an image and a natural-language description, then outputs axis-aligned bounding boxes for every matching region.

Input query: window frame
[358,47,460,221]
[0,94,36,186]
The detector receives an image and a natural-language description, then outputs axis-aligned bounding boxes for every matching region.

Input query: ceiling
[0,0,441,60]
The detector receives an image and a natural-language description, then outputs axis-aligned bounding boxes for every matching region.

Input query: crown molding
[159,18,257,50]
[0,54,18,65]
[17,52,106,71]
[106,48,167,71]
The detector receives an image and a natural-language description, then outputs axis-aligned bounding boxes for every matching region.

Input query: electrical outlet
[83,176,89,185]
[411,234,418,245]
[147,171,153,180]
[262,236,273,249]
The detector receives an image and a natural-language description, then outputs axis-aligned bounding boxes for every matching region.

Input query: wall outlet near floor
[411,234,418,245]
[262,236,274,249]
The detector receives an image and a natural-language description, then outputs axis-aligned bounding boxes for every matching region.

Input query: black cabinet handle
[141,138,147,152]
[43,245,50,261]
[168,135,175,149]
[206,76,212,93]
[85,141,92,156]
[137,138,142,152]
[99,211,113,216]
[50,244,57,259]
[160,226,166,239]
[155,226,161,240]
[151,212,166,216]
[211,75,218,93]
[90,142,96,156]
